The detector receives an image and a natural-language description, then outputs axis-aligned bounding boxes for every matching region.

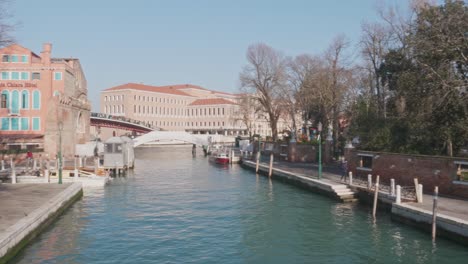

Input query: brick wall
[345,148,468,199]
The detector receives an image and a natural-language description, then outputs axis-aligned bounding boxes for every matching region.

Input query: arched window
[1,90,9,108]
[11,90,19,114]
[21,90,29,109]
[32,90,40,109]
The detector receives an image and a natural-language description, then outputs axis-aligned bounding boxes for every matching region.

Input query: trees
[240,43,287,142]
[350,0,467,156]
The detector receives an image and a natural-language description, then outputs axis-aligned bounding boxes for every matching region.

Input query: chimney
[41,43,52,65]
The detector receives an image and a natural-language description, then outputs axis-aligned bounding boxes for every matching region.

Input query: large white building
[100,83,247,136]
[100,83,295,140]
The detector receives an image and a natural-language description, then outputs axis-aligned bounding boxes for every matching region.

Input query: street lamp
[58,122,63,184]
[317,122,322,180]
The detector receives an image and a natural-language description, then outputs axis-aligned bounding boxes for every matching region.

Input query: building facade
[0,43,91,157]
[100,83,248,138]
[99,83,300,140]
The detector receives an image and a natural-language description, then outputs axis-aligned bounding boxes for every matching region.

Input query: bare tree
[240,43,287,141]
[234,93,261,138]
[360,21,392,118]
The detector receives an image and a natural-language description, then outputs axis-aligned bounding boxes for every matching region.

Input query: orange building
[0,43,91,157]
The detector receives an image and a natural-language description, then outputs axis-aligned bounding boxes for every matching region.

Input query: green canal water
[11,147,468,263]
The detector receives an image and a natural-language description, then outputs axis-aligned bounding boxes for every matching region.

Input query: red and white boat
[214,153,230,164]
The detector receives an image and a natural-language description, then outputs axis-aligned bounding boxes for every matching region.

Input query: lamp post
[58,122,63,184]
[318,122,322,180]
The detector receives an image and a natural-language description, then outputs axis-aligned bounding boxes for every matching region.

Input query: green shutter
[1,118,9,130]
[32,117,40,131]
[21,117,29,130]
[11,118,19,130]
[33,90,40,109]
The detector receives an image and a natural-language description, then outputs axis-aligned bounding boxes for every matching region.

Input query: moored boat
[214,153,230,164]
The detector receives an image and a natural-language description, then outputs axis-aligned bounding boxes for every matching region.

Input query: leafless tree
[234,93,261,138]
[359,21,392,118]
[240,43,287,141]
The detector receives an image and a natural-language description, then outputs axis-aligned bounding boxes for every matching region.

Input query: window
[32,90,40,109]
[11,117,19,130]
[54,72,62,80]
[1,72,9,80]
[21,117,29,130]
[21,72,28,80]
[1,118,9,130]
[11,55,18,63]
[21,55,28,63]
[32,72,40,80]
[32,117,40,130]
[11,72,19,80]
[357,154,373,171]
[21,90,29,109]
[105,143,113,153]
[10,90,19,114]
[2,55,9,62]
[1,92,7,108]
[455,162,468,182]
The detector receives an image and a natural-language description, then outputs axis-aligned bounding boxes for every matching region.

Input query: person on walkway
[340,160,348,182]
[26,151,33,170]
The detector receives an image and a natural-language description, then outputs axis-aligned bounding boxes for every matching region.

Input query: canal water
[11,147,468,264]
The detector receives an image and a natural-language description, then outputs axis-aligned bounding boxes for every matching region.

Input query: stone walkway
[257,159,468,222]
[0,183,72,233]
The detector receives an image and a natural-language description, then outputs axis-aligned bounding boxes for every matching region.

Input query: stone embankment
[240,159,468,246]
[241,160,356,202]
[0,183,82,263]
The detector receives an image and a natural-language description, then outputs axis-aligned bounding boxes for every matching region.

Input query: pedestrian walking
[340,160,348,182]
[26,151,33,170]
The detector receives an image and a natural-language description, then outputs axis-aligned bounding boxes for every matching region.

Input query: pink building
[99,83,247,139]
[0,43,91,157]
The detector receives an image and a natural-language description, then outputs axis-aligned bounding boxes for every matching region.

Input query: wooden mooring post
[348,171,353,185]
[268,153,274,177]
[10,157,16,184]
[255,152,260,174]
[367,174,372,190]
[390,179,395,196]
[396,185,401,204]
[432,186,439,241]
[372,175,380,220]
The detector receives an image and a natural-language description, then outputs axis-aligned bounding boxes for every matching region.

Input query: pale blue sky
[12,0,387,110]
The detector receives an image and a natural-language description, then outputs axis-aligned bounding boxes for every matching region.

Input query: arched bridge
[133,131,216,147]
[90,112,158,133]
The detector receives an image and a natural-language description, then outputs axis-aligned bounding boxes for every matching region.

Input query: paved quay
[242,159,356,202]
[0,183,83,263]
[246,158,468,245]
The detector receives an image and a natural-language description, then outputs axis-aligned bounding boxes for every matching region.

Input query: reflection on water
[11,146,468,264]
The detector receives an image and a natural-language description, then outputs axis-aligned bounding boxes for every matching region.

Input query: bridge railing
[91,112,157,130]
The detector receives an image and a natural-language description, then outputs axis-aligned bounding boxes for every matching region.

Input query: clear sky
[11,0,387,111]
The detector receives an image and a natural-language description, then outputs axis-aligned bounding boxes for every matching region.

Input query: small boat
[214,153,230,164]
